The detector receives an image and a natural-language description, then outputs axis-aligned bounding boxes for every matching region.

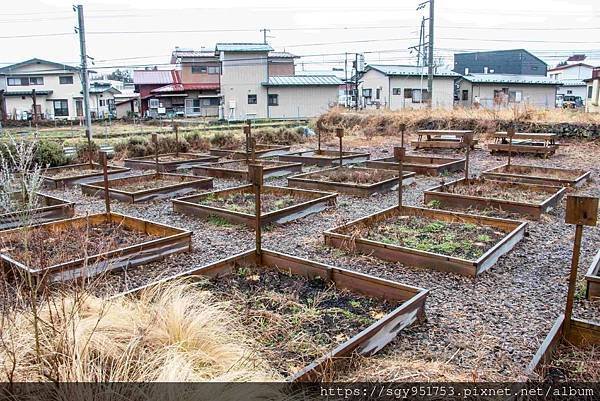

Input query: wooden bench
[412,129,477,150]
[488,132,559,158]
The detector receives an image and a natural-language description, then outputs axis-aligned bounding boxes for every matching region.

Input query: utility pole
[354,53,359,110]
[260,28,271,44]
[427,0,435,108]
[75,4,93,140]
[344,52,348,108]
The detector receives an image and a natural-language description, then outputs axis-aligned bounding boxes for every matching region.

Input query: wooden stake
[152,133,159,174]
[396,146,405,208]
[174,124,179,157]
[564,196,599,333]
[399,123,406,149]
[100,151,111,215]
[317,127,322,152]
[244,121,251,163]
[335,127,344,167]
[248,164,264,258]
[507,125,515,167]
[250,137,257,163]
[464,132,473,180]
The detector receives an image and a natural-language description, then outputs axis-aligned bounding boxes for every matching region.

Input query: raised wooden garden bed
[424,178,567,219]
[0,192,75,231]
[0,213,192,283]
[324,205,527,276]
[278,149,370,166]
[81,173,213,203]
[366,154,465,176]
[526,314,600,381]
[209,144,291,159]
[193,159,302,180]
[173,184,336,227]
[489,132,559,157]
[123,153,219,172]
[118,248,428,382]
[42,163,130,189]
[412,129,477,150]
[482,164,591,188]
[585,249,600,300]
[288,166,415,197]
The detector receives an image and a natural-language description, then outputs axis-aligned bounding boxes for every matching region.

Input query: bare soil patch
[303,167,397,185]
[545,343,600,381]
[198,192,299,214]
[442,180,550,203]
[111,175,196,192]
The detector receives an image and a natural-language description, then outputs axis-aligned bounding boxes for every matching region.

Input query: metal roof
[558,78,587,86]
[268,51,298,59]
[0,58,79,74]
[151,83,220,93]
[263,75,342,86]
[4,90,52,96]
[133,70,179,85]
[462,73,561,85]
[216,43,273,52]
[171,49,218,63]
[547,62,594,72]
[88,84,121,94]
[366,64,460,77]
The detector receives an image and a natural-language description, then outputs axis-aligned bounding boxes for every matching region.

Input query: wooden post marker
[248,164,264,258]
[335,127,344,167]
[507,125,515,167]
[564,195,598,333]
[399,123,406,149]
[463,132,474,180]
[250,137,257,163]
[152,133,159,174]
[100,151,111,215]
[395,146,405,208]
[244,120,252,163]
[173,123,180,157]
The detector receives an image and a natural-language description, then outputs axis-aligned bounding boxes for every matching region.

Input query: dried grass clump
[311,167,396,184]
[0,282,277,383]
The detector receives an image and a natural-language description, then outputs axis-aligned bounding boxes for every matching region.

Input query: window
[589,86,594,99]
[392,88,402,95]
[412,89,428,103]
[462,89,469,101]
[7,77,29,86]
[149,98,160,108]
[566,90,573,94]
[362,89,372,97]
[375,88,381,100]
[268,94,279,106]
[59,76,73,85]
[248,94,257,104]
[508,90,522,103]
[202,98,220,106]
[531,66,538,71]
[53,100,69,117]
[29,77,43,85]
[403,88,412,99]
[99,99,106,107]
[191,66,208,74]
[208,66,220,74]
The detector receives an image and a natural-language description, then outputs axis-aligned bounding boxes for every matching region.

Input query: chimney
[484,66,488,74]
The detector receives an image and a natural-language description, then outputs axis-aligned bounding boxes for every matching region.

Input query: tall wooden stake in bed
[396,146,405,208]
[564,195,598,333]
[244,120,252,163]
[317,127,321,152]
[463,132,473,180]
[335,127,344,167]
[248,163,264,258]
[399,123,406,149]
[174,123,179,157]
[100,150,111,215]
[250,137,257,163]
[152,133,159,174]
[507,124,515,167]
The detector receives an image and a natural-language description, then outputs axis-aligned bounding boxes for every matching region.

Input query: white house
[457,74,560,109]
[585,67,600,113]
[0,58,84,120]
[84,82,121,119]
[358,65,459,110]
[548,63,595,105]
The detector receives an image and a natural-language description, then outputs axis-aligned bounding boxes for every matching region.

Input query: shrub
[184,132,211,151]
[253,127,305,145]
[34,140,67,167]
[75,141,100,163]
[210,132,241,148]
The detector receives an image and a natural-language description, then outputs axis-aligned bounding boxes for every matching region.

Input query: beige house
[585,68,600,113]
[218,43,340,120]
[458,74,560,109]
[0,58,84,120]
[359,65,459,110]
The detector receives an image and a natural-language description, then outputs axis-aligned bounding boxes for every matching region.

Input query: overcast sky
[1,0,599,74]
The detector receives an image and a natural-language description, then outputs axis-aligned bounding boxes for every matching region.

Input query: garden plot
[288,166,415,196]
[278,149,370,167]
[482,164,591,188]
[0,192,75,230]
[0,213,191,283]
[209,144,291,159]
[42,163,130,189]
[123,153,219,172]
[119,249,428,381]
[528,315,600,382]
[173,185,336,227]
[324,205,527,276]
[585,249,600,300]
[366,154,465,176]
[81,172,213,203]
[424,178,567,219]
[193,159,302,180]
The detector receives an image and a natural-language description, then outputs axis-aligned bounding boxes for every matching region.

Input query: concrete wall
[220,51,268,120]
[3,61,82,119]
[548,65,593,80]
[360,69,454,110]
[458,80,558,108]
[587,80,600,113]
[266,86,338,119]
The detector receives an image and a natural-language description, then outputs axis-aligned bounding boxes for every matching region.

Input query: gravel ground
[40,136,600,382]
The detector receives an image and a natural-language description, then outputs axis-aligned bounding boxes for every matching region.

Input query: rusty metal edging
[0,193,75,231]
[123,153,219,171]
[481,164,592,188]
[110,247,428,382]
[585,249,600,300]
[43,163,131,188]
[193,160,302,179]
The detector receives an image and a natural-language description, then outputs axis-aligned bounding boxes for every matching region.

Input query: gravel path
[41,137,600,381]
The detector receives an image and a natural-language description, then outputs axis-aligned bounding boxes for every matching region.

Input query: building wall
[454,50,547,76]
[268,61,295,76]
[180,61,221,84]
[359,69,454,110]
[548,65,593,80]
[89,92,117,118]
[220,51,269,120]
[587,80,600,112]
[3,63,81,119]
[266,86,338,119]
[556,85,587,100]
[115,100,139,118]
[458,81,558,108]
